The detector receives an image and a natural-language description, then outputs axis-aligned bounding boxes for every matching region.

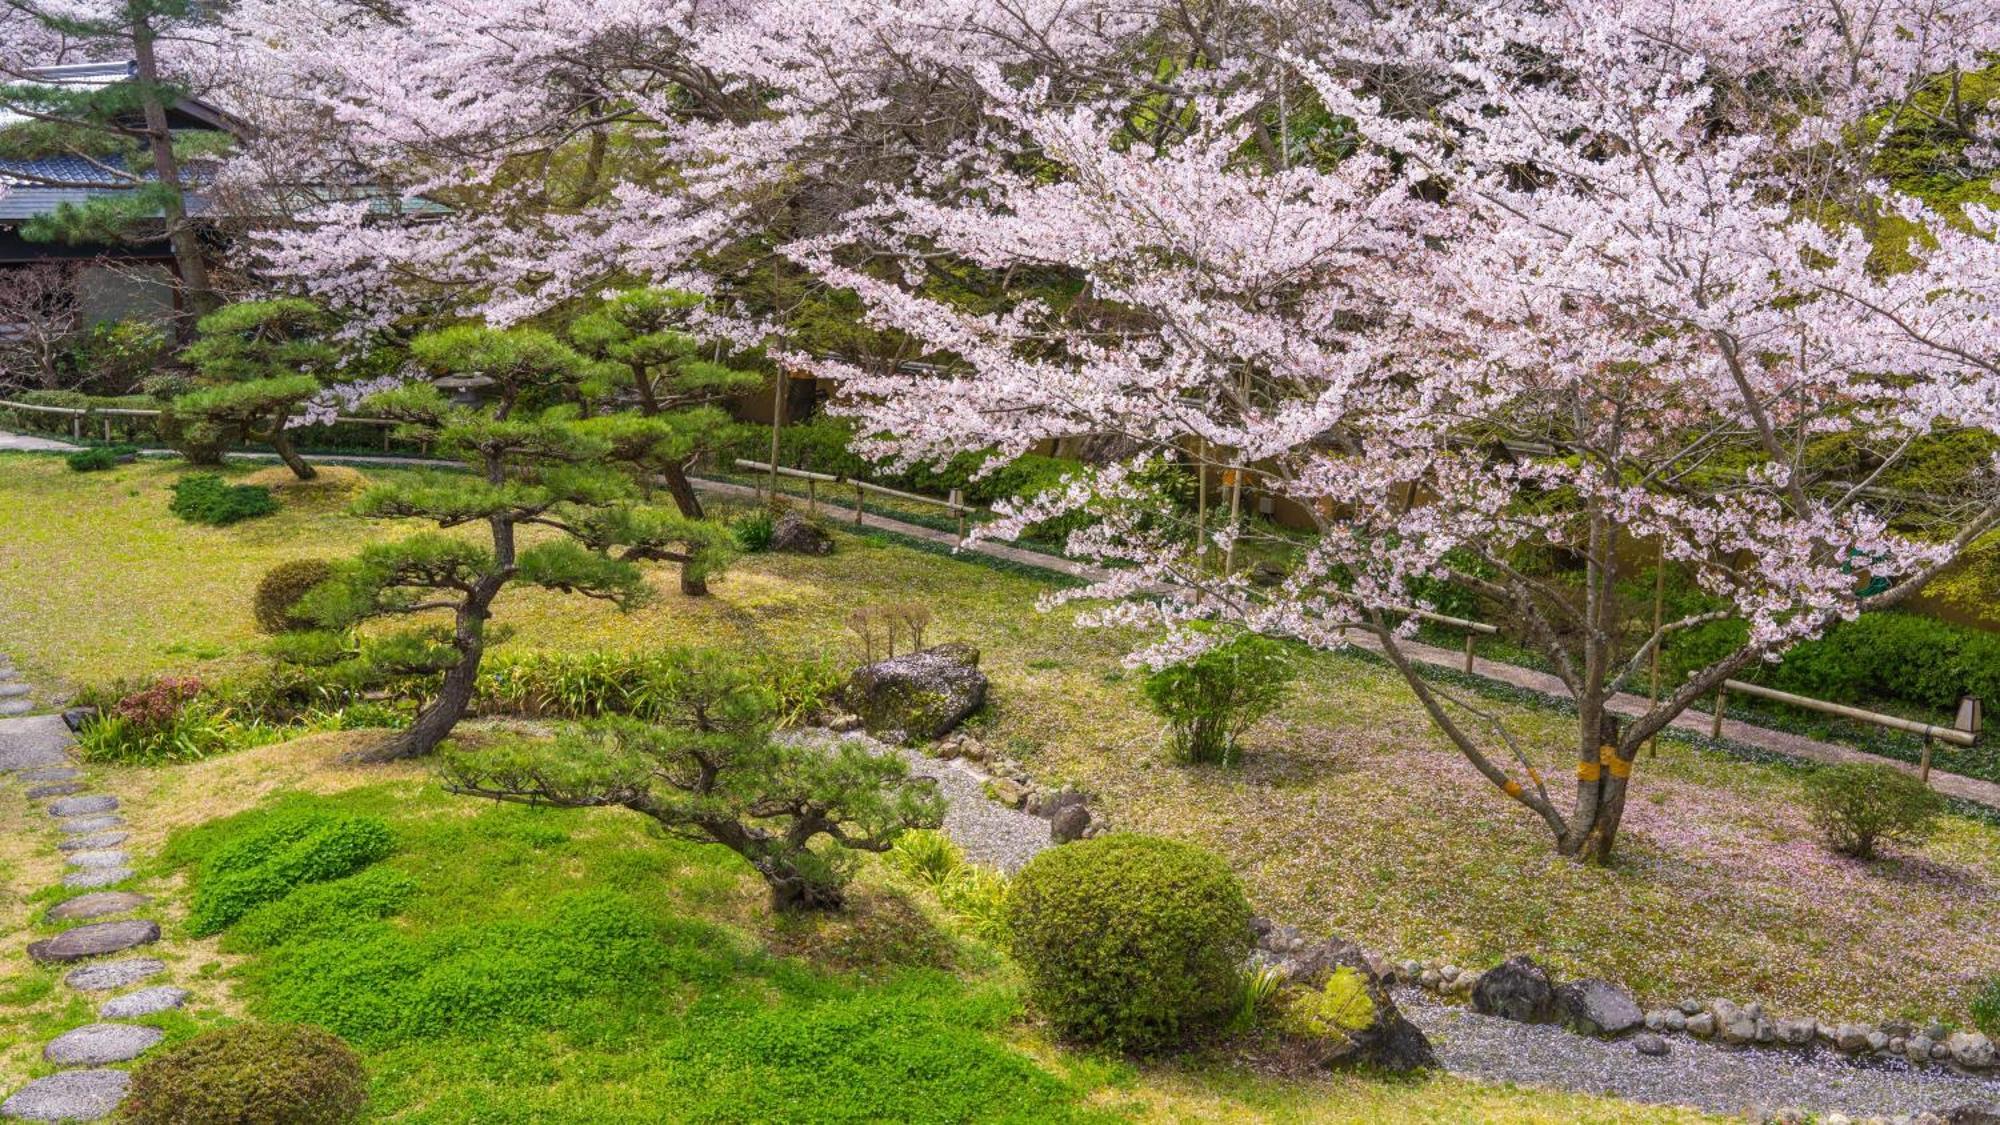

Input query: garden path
[0,659,183,1122]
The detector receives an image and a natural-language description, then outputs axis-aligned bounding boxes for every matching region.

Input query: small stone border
[912,713,2000,1086]
[0,656,188,1122]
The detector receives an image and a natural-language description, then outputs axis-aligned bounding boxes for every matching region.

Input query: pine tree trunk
[132,23,220,335]
[679,566,708,597]
[346,636,484,763]
[269,428,317,480]
[661,460,705,520]
[766,868,846,913]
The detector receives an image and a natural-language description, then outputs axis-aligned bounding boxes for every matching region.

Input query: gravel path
[891,745,1052,873]
[1400,989,2000,1119]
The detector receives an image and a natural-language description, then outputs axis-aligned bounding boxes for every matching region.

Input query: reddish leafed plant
[113,677,205,728]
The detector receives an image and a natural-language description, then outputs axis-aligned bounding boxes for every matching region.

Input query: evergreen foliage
[174,299,341,478]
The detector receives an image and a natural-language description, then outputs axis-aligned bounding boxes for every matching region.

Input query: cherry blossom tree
[803,1,2000,861]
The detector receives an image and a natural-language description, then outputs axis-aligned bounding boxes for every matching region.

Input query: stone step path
[0,655,185,1122]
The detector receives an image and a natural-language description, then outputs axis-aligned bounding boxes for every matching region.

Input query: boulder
[1633,1033,1671,1057]
[1945,1105,2000,1125]
[1271,940,1436,1072]
[1777,1018,1817,1047]
[1834,1024,1873,1053]
[1686,1013,1716,1037]
[1471,955,1556,1024]
[1711,998,1759,1045]
[769,512,834,556]
[1947,1031,1997,1069]
[1050,804,1091,843]
[844,643,988,742]
[988,777,1029,808]
[1555,979,1643,1036]
[60,706,97,732]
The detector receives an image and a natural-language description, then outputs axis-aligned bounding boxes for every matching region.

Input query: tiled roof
[0,155,153,222]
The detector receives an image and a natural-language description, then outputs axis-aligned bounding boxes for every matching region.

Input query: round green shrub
[1005,834,1252,1053]
[169,472,279,526]
[255,559,335,633]
[121,1022,367,1125]
[65,446,119,473]
[1141,633,1296,766]
[1804,762,1947,859]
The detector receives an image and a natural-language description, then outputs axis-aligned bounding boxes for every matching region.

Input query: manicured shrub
[191,812,396,935]
[227,867,419,953]
[122,1022,367,1125]
[1005,834,1252,1052]
[75,677,254,766]
[1804,762,1946,859]
[1141,633,1296,765]
[64,446,118,472]
[255,558,335,633]
[169,472,279,526]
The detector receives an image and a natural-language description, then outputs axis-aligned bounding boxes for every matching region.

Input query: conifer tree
[0,0,227,329]
[301,323,736,762]
[173,299,338,480]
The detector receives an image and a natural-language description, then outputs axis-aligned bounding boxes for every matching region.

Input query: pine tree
[299,324,736,762]
[568,287,764,521]
[173,299,338,480]
[0,0,227,331]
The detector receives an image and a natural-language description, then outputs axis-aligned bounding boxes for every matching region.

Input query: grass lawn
[4,452,1999,1033]
[1,735,1711,1123]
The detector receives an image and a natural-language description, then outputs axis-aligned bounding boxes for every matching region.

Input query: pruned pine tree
[568,287,764,521]
[174,299,337,480]
[0,0,227,329]
[442,650,945,912]
[300,324,736,762]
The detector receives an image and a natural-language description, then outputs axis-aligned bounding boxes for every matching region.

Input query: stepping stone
[65,850,129,870]
[0,699,32,716]
[0,1068,130,1121]
[57,815,122,835]
[0,683,28,698]
[18,767,81,783]
[98,986,187,1019]
[26,782,83,800]
[46,796,116,817]
[26,920,158,964]
[0,716,70,771]
[44,893,149,923]
[62,868,132,889]
[64,958,164,991]
[57,833,129,853]
[43,1023,162,1066]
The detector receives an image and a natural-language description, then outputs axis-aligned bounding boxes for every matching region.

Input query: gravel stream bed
[1400,989,2000,1119]
[851,728,2000,1119]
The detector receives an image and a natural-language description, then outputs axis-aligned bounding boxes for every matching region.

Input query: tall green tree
[568,287,763,520]
[0,0,227,331]
[300,324,736,763]
[173,299,338,480]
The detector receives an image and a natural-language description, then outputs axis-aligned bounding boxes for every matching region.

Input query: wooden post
[807,478,817,515]
[1647,542,1665,757]
[70,414,81,441]
[767,371,785,505]
[1711,688,1726,740]
[382,425,392,452]
[1463,633,1476,674]
[854,483,864,526]
[1920,734,1934,784]
[950,489,965,541]
[101,417,111,442]
[1195,439,1208,573]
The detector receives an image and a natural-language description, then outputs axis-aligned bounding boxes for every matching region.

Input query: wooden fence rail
[734,458,976,539]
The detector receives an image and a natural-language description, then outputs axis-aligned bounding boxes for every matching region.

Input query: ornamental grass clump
[1141,633,1296,766]
[1005,834,1252,1053]
[1805,762,1947,859]
[122,1022,367,1125]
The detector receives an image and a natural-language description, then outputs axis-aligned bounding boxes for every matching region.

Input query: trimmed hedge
[255,559,335,633]
[1005,834,1251,1053]
[123,1023,367,1125]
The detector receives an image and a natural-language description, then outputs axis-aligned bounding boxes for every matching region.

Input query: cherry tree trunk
[1558,713,1632,863]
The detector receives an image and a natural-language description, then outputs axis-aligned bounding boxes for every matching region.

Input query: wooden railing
[1707,677,1977,781]
[0,398,406,450]
[734,458,977,539]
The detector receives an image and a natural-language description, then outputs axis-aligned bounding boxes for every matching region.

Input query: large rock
[1554,979,1643,1036]
[1948,1031,1997,1069]
[843,644,988,742]
[1471,955,1556,1024]
[1710,998,1760,1045]
[1946,1104,2000,1124]
[1050,804,1091,844]
[25,919,158,963]
[1270,938,1436,1072]
[769,512,834,555]
[0,1069,130,1122]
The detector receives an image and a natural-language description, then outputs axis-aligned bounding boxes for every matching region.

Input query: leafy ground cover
[1,732,1712,1122]
[4,453,1999,1028]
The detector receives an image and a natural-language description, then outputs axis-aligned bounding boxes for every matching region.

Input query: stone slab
[43,1023,162,1066]
[64,851,129,870]
[98,987,187,1019]
[45,796,116,817]
[56,833,128,853]
[25,782,83,800]
[0,716,70,771]
[18,767,80,783]
[0,1068,130,1121]
[0,699,32,717]
[0,683,28,698]
[63,958,164,991]
[26,920,159,964]
[61,868,132,889]
[43,893,149,923]
[56,816,122,835]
